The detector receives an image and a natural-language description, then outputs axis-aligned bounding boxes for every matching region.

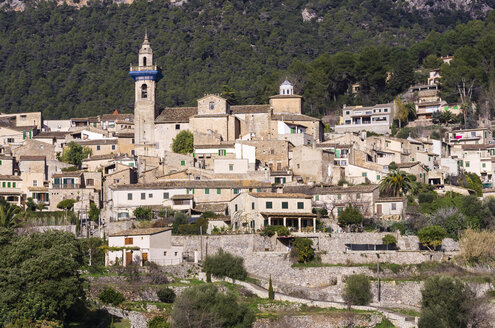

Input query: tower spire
[144,28,148,42]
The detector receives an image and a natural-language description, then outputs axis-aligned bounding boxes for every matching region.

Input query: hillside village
[2,35,495,327]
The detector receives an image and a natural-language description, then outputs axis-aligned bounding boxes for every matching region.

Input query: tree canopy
[171,130,194,154]
[0,1,494,119]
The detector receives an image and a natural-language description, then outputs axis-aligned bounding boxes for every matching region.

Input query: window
[141,193,146,200]
[377,175,381,180]
[0,160,2,165]
[7,138,14,143]
[356,193,361,199]
[411,158,414,162]
[96,146,101,151]
[125,238,133,245]
[315,195,319,201]
[205,188,210,194]
[141,84,148,98]
[384,108,388,112]
[218,149,227,156]
[392,203,397,210]
[2,182,4,188]
[337,207,344,215]
[266,201,272,209]
[466,161,470,168]
[175,124,180,130]
[209,102,215,110]
[86,179,94,186]
[217,188,221,194]
[7,182,10,188]
[229,164,234,171]
[187,188,194,194]
[482,163,486,168]
[297,202,304,209]
[346,111,350,115]
[33,180,38,187]
[337,194,341,200]
[181,160,185,166]
[234,204,238,212]
[233,188,239,194]
[251,202,255,210]
[142,56,147,66]
[282,202,288,209]
[362,172,367,177]
[132,138,135,144]
[257,188,261,192]
[163,251,167,256]
[12,182,15,188]
[114,179,120,184]
[163,192,169,199]
[111,145,116,150]
[149,193,153,198]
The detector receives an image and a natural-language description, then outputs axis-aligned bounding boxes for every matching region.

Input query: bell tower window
[141,84,148,99]
[143,56,147,66]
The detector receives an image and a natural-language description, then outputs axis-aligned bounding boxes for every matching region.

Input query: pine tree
[206,270,212,283]
[268,275,274,300]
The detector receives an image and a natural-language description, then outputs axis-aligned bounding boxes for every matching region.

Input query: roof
[271,114,318,122]
[193,202,228,213]
[281,79,293,86]
[248,192,311,199]
[71,117,99,123]
[0,155,13,160]
[100,113,133,121]
[82,154,115,162]
[76,139,117,145]
[377,197,407,203]
[461,144,490,150]
[230,105,271,114]
[260,212,316,217]
[269,94,303,99]
[283,184,379,195]
[171,194,194,200]
[34,131,69,138]
[52,171,84,178]
[111,180,271,190]
[0,175,22,181]
[194,143,235,149]
[28,186,48,191]
[109,227,171,237]
[395,162,420,168]
[115,132,134,138]
[19,155,46,161]
[155,107,197,123]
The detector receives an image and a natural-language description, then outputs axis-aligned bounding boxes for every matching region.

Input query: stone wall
[254,313,382,328]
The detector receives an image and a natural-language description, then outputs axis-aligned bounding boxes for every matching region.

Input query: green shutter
[205,188,209,194]
[217,188,221,194]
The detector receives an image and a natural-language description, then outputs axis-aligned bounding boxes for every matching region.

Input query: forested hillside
[0,0,494,119]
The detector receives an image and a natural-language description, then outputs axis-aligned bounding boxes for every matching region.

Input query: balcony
[129,65,158,71]
[52,184,81,189]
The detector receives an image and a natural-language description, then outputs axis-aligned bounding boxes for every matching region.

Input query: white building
[336,103,395,134]
[106,227,183,266]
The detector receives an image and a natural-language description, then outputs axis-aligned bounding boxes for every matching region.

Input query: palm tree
[379,170,415,197]
[0,200,21,228]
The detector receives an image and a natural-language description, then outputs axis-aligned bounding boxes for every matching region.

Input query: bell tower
[129,32,162,155]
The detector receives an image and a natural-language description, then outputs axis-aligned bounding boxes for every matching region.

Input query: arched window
[141,84,148,99]
[143,56,147,66]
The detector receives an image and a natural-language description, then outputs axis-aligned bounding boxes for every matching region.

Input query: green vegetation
[157,287,176,304]
[291,238,315,263]
[133,206,153,220]
[417,226,446,250]
[338,205,364,230]
[57,198,77,210]
[171,284,254,328]
[260,225,290,237]
[171,130,194,154]
[380,170,415,197]
[0,200,21,228]
[89,203,101,222]
[459,229,495,266]
[98,287,126,306]
[204,248,248,281]
[268,275,274,300]
[382,234,397,249]
[419,276,471,328]
[0,1,493,119]
[0,230,85,325]
[147,316,169,328]
[342,274,373,307]
[58,142,92,168]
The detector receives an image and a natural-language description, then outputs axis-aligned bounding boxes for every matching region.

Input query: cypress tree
[268,275,274,300]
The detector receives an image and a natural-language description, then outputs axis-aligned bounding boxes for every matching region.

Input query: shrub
[133,206,153,220]
[342,274,373,307]
[204,248,247,281]
[389,222,406,235]
[171,130,193,154]
[157,287,176,303]
[98,287,125,306]
[459,229,495,266]
[172,284,254,328]
[148,316,169,328]
[382,234,397,248]
[260,225,290,237]
[268,276,274,300]
[418,225,446,251]
[418,192,435,204]
[338,206,364,229]
[291,238,315,263]
[419,275,472,328]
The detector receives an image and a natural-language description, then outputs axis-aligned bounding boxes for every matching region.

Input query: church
[130,35,324,161]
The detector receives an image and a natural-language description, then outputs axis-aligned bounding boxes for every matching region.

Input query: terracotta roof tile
[155,107,197,123]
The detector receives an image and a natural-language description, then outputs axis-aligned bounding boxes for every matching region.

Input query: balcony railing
[130,65,158,71]
[52,184,81,189]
